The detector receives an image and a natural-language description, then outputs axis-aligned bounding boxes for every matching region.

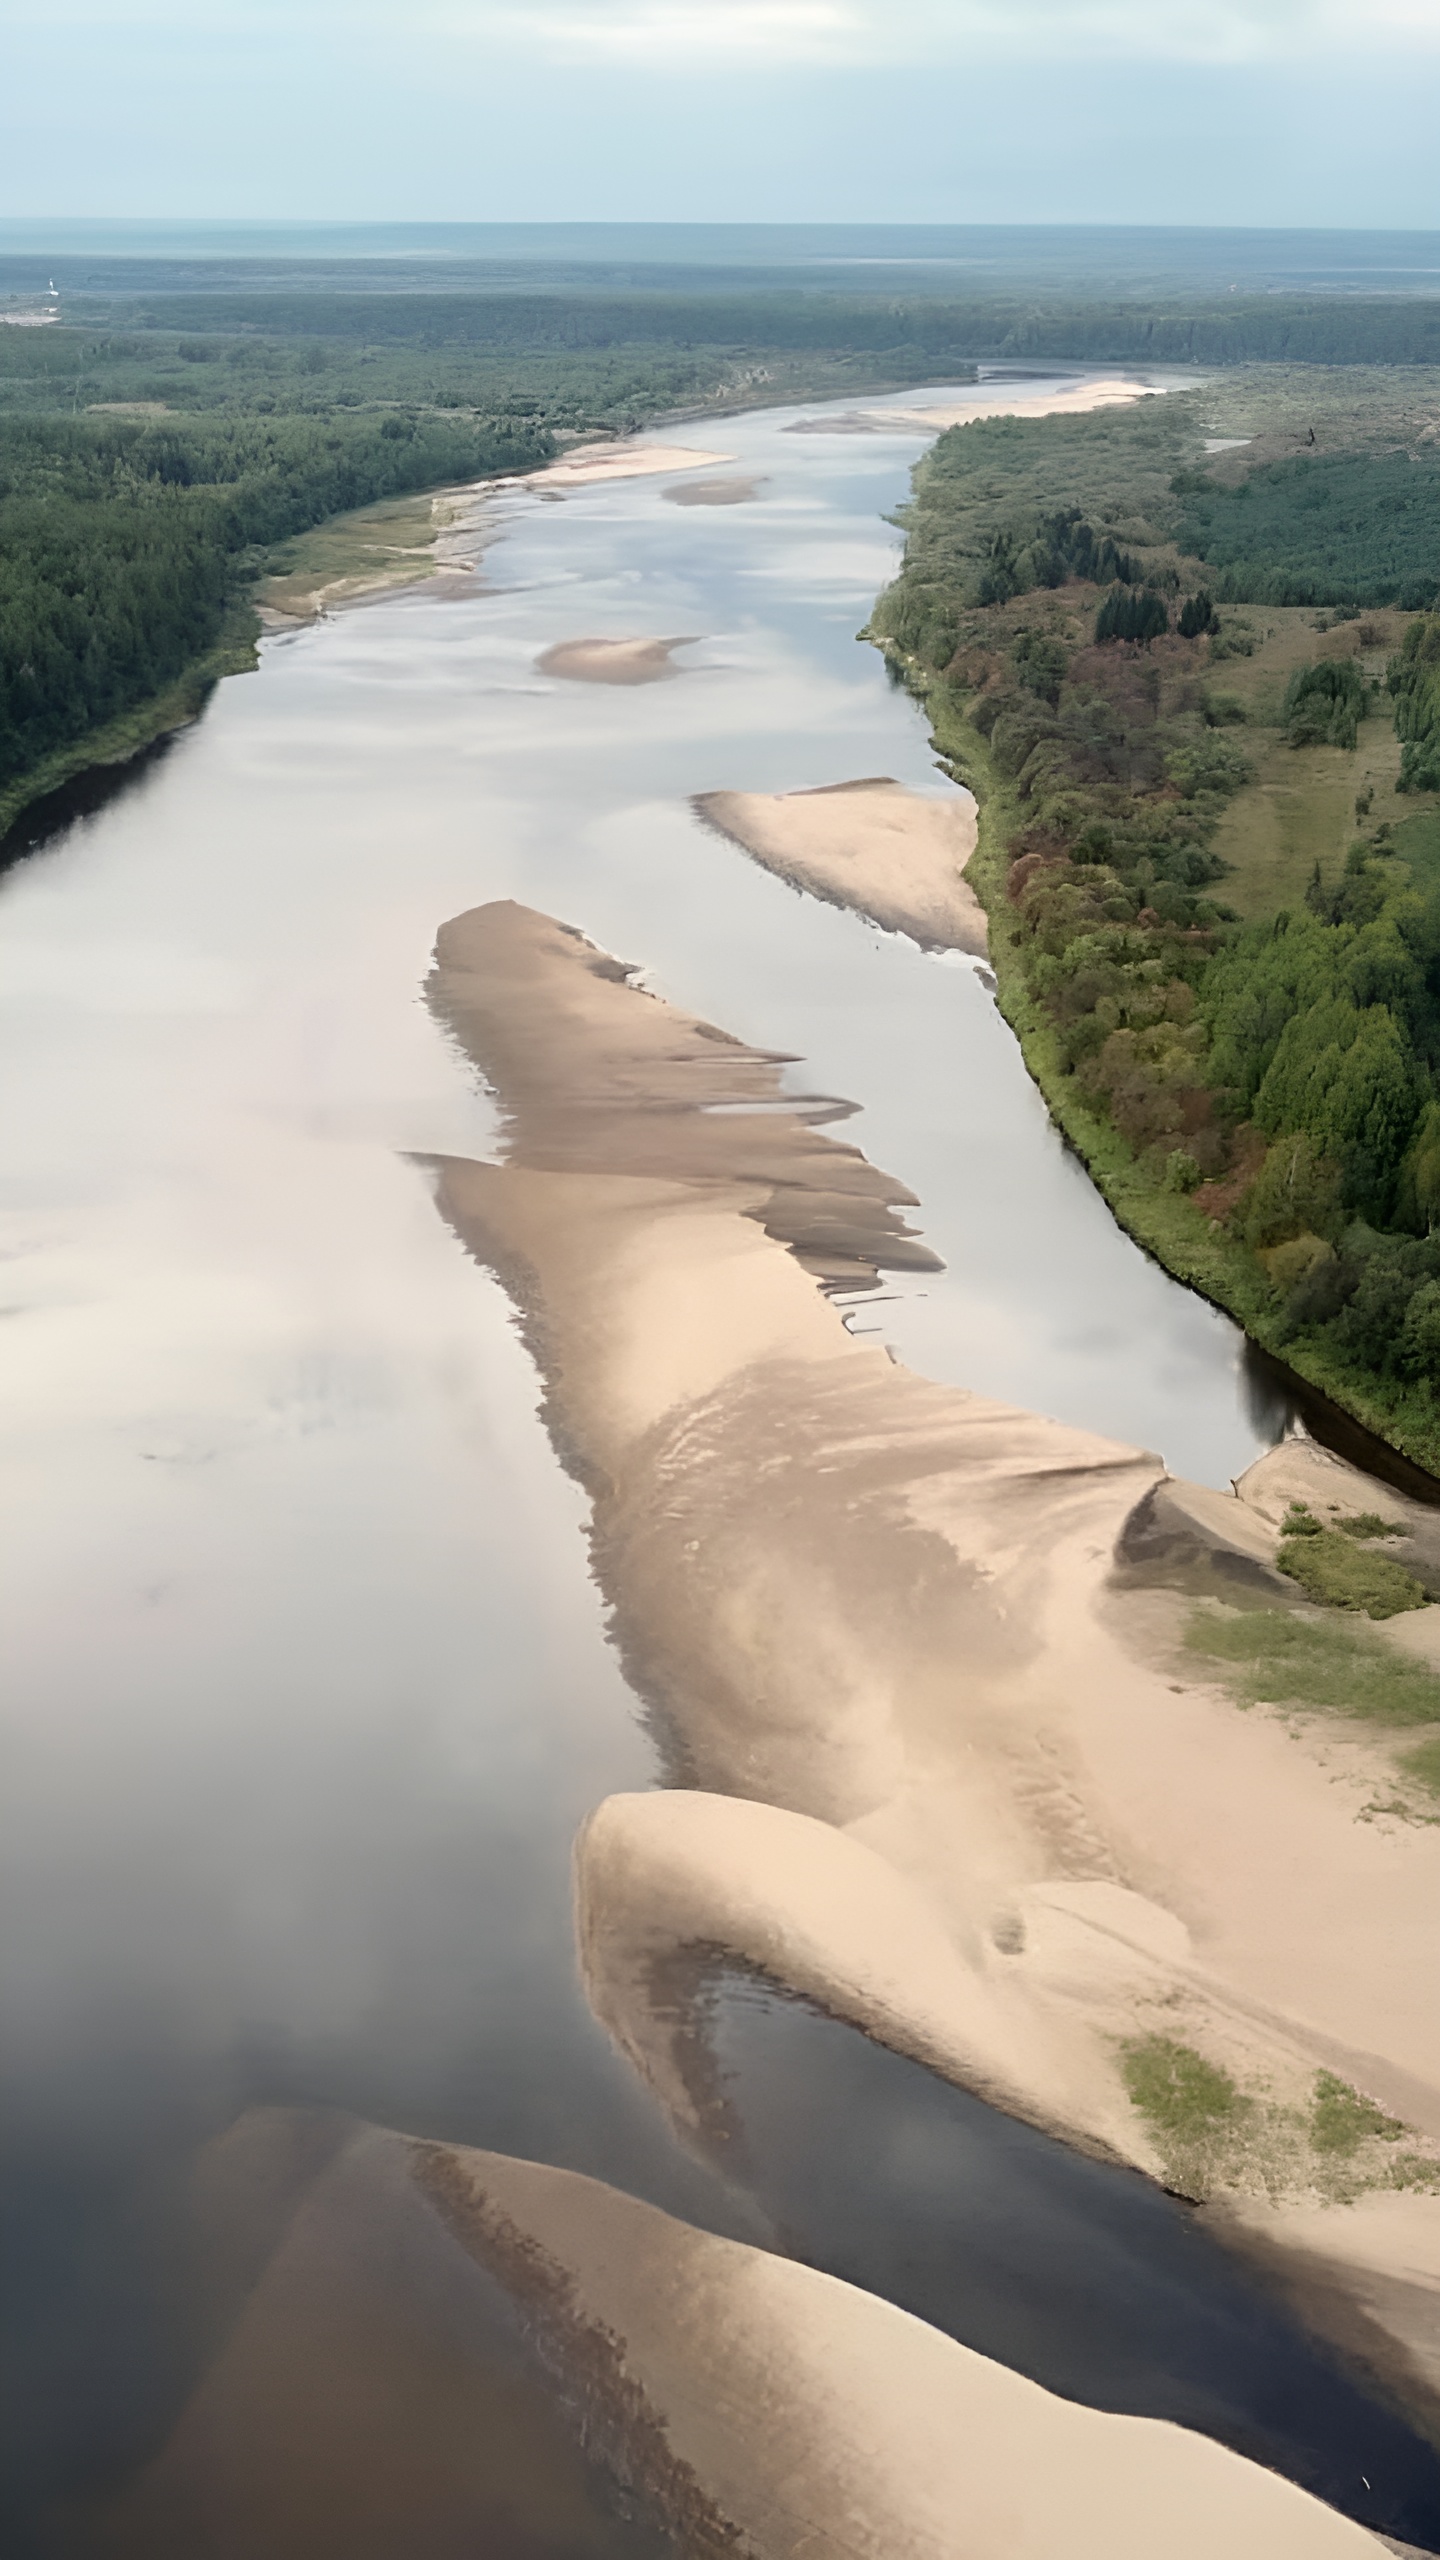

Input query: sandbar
[538,635,698,686]
[102,2104,1391,2559]
[662,474,766,506]
[784,378,1158,436]
[523,440,735,492]
[695,776,987,955]
[424,901,1440,2409]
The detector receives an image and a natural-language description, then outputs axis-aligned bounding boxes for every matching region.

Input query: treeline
[0,409,549,793]
[46,289,1440,370]
[1392,618,1440,791]
[873,385,1440,1466]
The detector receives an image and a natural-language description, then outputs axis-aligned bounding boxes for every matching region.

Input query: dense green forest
[0,409,551,803]
[873,373,1440,1477]
[1175,452,1440,610]
[29,289,1440,370]
[6,270,1440,837]
[1,320,909,830]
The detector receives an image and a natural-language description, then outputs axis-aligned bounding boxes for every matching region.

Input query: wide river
[3,375,1438,2555]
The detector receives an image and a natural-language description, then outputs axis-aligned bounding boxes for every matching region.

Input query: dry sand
[695,777,987,955]
[97,2106,1391,2560]
[538,636,698,686]
[522,441,735,492]
[424,900,1440,2403]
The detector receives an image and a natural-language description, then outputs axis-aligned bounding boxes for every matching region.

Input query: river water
[2,374,1437,2553]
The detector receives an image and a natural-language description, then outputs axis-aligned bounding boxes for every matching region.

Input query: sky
[3,0,1439,228]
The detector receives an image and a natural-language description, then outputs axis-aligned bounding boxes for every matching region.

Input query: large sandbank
[784,377,1159,436]
[523,441,735,492]
[695,777,987,955]
[425,901,1440,2409]
[98,2104,1394,2559]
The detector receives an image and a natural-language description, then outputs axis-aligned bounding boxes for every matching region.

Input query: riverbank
[896,658,1440,1483]
[424,898,1440,2436]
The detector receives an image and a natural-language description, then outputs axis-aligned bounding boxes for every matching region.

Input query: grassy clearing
[1202,606,1412,921]
[1184,1602,1440,1725]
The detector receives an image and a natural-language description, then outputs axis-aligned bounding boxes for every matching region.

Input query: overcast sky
[4,0,1439,226]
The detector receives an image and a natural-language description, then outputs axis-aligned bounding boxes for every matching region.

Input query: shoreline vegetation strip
[868,370,1440,1480]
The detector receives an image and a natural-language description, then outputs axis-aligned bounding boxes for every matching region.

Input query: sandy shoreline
[424,900,1440,2447]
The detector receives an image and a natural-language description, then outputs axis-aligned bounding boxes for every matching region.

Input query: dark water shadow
[0,737,182,876]
[60,2111,682,2560]
[1242,1338,1440,1506]
[671,1962,1440,2551]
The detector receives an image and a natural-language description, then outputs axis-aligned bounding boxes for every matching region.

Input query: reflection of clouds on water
[0,364,1304,2541]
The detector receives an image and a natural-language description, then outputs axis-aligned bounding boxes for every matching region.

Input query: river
[2,374,1437,2554]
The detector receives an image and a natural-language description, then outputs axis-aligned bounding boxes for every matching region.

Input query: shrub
[1311,2071,1403,2155]
[1121,2035,1250,2195]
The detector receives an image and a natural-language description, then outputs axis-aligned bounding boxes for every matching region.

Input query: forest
[26,287,1440,371]
[0,322,887,828]
[873,370,1440,1471]
[0,408,551,802]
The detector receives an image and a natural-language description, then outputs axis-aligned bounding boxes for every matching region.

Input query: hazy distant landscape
[4,161,1440,2560]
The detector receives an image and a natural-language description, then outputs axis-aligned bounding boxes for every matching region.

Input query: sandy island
[423,901,1440,2450]
[784,377,1159,436]
[695,777,988,956]
[538,635,699,686]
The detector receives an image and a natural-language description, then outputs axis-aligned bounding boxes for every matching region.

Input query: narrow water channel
[2,375,1436,2553]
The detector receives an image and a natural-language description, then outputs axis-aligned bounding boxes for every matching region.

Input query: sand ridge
[423,900,1440,2392]
[95,2104,1394,2559]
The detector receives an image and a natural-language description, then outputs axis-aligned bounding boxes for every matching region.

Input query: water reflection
[0,374,1405,2551]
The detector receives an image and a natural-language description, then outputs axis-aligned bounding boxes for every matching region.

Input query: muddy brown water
[2,374,1438,2553]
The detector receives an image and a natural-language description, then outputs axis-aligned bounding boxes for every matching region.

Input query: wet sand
[695,778,988,956]
[538,637,699,686]
[424,900,1440,2411]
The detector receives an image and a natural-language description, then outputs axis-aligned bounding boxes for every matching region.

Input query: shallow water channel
[2,375,1437,2553]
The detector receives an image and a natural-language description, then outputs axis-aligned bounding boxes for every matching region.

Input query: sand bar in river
[695,777,987,955]
[424,900,1440,2422]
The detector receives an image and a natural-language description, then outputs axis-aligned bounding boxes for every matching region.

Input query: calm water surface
[3,374,1435,2551]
